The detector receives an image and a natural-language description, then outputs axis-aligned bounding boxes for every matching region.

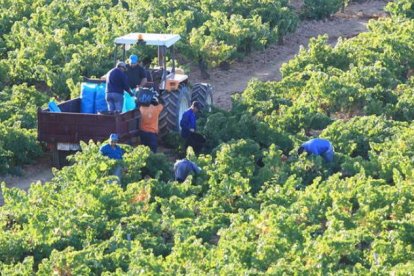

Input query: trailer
[38,98,140,168]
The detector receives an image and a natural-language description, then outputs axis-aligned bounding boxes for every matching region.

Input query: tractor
[113,33,213,137]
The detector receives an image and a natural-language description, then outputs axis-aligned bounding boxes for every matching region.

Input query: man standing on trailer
[125,54,148,89]
[105,61,133,112]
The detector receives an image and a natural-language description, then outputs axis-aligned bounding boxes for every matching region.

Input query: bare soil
[189,0,390,110]
[0,0,389,206]
[0,155,53,205]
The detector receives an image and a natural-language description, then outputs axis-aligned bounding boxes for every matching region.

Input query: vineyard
[2,0,414,274]
[0,0,354,174]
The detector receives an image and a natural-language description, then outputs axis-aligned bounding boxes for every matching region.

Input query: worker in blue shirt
[100,133,125,181]
[298,138,334,162]
[104,61,133,112]
[180,101,202,138]
[180,101,206,154]
[174,158,202,183]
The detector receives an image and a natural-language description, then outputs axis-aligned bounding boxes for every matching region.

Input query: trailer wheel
[159,84,190,138]
[51,150,70,169]
[191,83,213,112]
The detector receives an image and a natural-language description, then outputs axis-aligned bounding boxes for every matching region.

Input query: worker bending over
[139,95,163,153]
[298,138,334,162]
[174,158,202,183]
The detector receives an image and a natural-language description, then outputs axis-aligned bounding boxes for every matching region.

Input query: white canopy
[114,33,181,48]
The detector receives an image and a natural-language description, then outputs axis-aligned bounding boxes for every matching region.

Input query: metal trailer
[38,98,140,168]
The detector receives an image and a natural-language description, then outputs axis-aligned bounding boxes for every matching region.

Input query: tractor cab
[113,33,187,92]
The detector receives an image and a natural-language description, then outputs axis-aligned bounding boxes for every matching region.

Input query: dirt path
[0,0,389,206]
[0,155,53,206]
[189,0,390,110]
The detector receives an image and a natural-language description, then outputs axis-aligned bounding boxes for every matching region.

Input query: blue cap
[109,133,119,142]
[129,54,139,65]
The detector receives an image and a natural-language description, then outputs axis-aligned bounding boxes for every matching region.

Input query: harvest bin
[38,98,140,168]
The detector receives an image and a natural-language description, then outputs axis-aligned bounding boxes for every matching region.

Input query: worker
[180,101,205,154]
[139,95,164,153]
[100,133,125,181]
[105,61,133,112]
[298,138,334,162]
[125,54,148,90]
[174,158,202,183]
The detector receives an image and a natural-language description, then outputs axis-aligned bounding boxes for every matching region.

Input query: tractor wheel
[159,84,190,137]
[191,83,213,112]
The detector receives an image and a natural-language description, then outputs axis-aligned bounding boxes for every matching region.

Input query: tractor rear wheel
[191,83,213,112]
[159,84,190,137]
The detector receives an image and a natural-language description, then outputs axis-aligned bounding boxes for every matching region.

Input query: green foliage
[186,1,297,67]
[0,256,34,276]
[368,126,414,182]
[0,123,42,174]
[202,108,293,152]
[281,35,351,77]
[161,132,183,149]
[0,84,48,174]
[141,153,173,182]
[302,0,343,19]
[321,116,404,158]
[390,79,414,121]
[385,0,414,19]
[0,84,48,129]
[3,1,414,275]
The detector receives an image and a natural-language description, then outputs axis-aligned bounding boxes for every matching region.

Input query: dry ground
[189,0,389,110]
